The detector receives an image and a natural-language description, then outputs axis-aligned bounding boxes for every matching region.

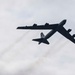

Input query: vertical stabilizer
[41,32,45,38]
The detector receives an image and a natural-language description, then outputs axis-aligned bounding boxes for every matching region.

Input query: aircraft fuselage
[43,20,67,40]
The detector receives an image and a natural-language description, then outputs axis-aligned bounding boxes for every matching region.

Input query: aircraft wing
[58,27,75,43]
[17,23,58,30]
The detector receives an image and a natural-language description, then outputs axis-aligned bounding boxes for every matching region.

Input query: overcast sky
[0,0,75,75]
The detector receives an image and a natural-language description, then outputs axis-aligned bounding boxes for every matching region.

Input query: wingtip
[16,27,18,29]
[32,39,34,41]
[16,27,19,29]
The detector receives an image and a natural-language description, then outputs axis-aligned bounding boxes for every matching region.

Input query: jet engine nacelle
[33,24,37,26]
[72,34,75,38]
[67,29,72,33]
[45,23,49,26]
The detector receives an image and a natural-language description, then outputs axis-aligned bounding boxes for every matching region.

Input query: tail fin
[41,32,45,38]
[32,38,49,45]
[32,32,49,45]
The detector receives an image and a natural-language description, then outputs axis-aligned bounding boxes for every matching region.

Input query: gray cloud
[0,0,75,75]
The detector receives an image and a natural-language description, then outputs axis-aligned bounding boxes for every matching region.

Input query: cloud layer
[0,0,75,75]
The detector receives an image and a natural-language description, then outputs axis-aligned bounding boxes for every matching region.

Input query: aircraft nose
[59,19,67,26]
[63,19,67,24]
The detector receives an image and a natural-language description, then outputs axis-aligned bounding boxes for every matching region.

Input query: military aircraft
[17,19,75,45]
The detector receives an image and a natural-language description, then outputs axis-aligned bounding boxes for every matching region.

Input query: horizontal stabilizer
[32,38,49,45]
[32,38,42,42]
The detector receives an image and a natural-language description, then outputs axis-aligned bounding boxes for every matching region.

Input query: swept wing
[17,23,58,30]
[58,27,75,43]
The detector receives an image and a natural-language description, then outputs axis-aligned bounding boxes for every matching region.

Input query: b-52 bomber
[17,19,75,45]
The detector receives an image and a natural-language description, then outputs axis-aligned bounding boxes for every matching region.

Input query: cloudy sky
[0,0,75,75]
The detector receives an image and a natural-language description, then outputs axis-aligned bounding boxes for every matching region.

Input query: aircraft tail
[40,32,45,38]
[32,32,49,45]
